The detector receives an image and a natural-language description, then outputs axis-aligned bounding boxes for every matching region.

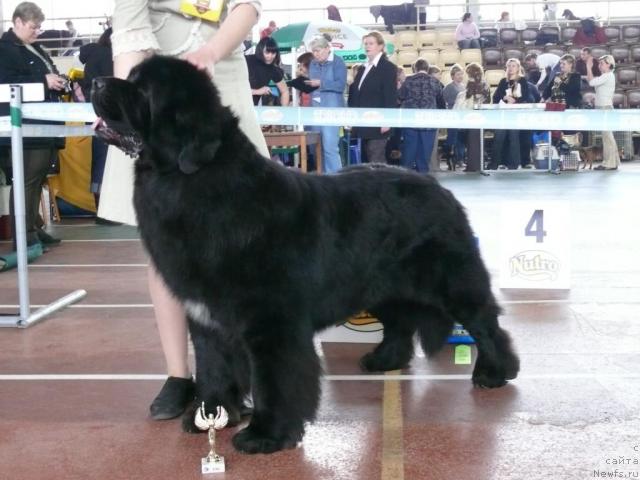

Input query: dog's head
[91,55,236,174]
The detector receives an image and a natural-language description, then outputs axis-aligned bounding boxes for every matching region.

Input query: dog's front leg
[182,318,250,433]
[232,324,321,454]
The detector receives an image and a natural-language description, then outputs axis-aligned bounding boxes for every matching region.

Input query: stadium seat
[479,28,498,46]
[612,90,626,108]
[503,47,524,62]
[610,45,630,64]
[381,31,395,48]
[622,25,640,43]
[589,45,610,59]
[560,27,578,44]
[616,66,638,87]
[439,48,461,67]
[567,46,583,59]
[545,45,566,57]
[603,26,621,44]
[524,46,545,58]
[394,30,418,50]
[417,30,437,49]
[582,91,596,108]
[539,26,560,44]
[485,69,504,88]
[626,88,640,108]
[521,28,539,45]
[418,49,439,67]
[397,50,420,69]
[499,28,518,45]
[459,48,482,66]
[631,45,640,63]
[482,47,503,67]
[436,30,456,48]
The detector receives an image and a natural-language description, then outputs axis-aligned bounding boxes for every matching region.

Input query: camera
[60,74,73,94]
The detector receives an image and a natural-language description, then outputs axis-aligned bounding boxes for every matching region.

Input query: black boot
[36,228,61,245]
[149,376,196,420]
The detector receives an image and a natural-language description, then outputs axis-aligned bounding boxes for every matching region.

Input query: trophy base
[201,456,225,474]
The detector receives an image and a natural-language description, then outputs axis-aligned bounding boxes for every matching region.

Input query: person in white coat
[586,54,620,170]
[100,0,269,420]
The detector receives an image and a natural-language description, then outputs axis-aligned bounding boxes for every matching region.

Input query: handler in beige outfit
[100,0,269,419]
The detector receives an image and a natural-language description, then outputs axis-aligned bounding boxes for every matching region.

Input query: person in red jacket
[573,18,607,46]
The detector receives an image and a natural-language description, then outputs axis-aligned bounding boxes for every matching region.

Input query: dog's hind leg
[360,301,428,372]
[232,323,321,454]
[452,301,520,388]
[181,319,250,433]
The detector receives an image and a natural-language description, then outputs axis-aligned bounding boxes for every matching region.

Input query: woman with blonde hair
[587,54,620,170]
[542,54,581,108]
[491,58,530,169]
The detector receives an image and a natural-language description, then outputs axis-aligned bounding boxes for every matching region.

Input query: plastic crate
[534,144,560,170]
[560,151,580,170]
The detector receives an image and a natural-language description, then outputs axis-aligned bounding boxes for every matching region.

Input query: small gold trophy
[195,402,229,474]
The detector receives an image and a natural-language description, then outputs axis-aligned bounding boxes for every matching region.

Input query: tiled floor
[1,165,639,480]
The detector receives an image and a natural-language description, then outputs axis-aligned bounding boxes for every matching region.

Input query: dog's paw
[359,352,408,373]
[232,427,299,454]
[471,366,509,389]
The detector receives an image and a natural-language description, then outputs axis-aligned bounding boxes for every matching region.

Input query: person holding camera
[0,1,65,249]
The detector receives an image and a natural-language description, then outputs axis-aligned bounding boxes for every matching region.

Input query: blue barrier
[2,103,640,133]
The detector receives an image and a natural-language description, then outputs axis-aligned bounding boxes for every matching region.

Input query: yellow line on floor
[381,369,404,480]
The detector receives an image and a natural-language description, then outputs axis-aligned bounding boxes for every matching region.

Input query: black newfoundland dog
[91,56,519,454]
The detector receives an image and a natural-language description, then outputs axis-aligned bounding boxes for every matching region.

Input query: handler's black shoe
[149,376,196,420]
[36,228,61,245]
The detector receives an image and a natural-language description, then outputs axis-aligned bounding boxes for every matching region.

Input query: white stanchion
[0,85,86,329]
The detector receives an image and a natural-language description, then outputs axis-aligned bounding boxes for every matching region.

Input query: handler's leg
[148,264,195,420]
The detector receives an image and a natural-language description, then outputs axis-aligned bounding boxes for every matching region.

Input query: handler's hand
[46,73,65,91]
[182,45,216,76]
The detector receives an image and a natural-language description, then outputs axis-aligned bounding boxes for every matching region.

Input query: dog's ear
[177,138,222,174]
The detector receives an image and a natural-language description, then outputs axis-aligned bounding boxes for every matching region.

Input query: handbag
[545,102,566,112]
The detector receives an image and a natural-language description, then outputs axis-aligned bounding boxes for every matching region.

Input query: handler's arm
[183,4,260,69]
[111,0,159,79]
[276,80,291,106]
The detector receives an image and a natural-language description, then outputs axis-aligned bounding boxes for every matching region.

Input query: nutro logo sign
[509,250,561,281]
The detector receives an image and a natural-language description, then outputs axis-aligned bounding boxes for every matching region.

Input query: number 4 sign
[499,204,571,289]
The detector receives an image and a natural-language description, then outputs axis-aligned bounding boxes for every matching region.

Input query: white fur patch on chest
[183,300,214,328]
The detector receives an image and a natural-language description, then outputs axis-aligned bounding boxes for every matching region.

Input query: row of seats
[386,24,640,52]
[392,48,482,72]
[480,24,640,48]
[482,44,640,68]
[587,89,640,108]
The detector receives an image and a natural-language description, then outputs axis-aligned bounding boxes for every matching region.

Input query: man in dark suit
[348,31,397,164]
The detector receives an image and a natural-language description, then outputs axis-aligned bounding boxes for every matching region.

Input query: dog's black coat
[92,56,519,455]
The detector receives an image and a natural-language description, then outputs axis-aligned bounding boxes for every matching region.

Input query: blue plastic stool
[447,235,479,345]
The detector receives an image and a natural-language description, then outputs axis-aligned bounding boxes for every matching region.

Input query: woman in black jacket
[0,1,67,248]
[542,54,581,108]
[348,31,397,164]
[491,58,530,170]
[79,28,113,212]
